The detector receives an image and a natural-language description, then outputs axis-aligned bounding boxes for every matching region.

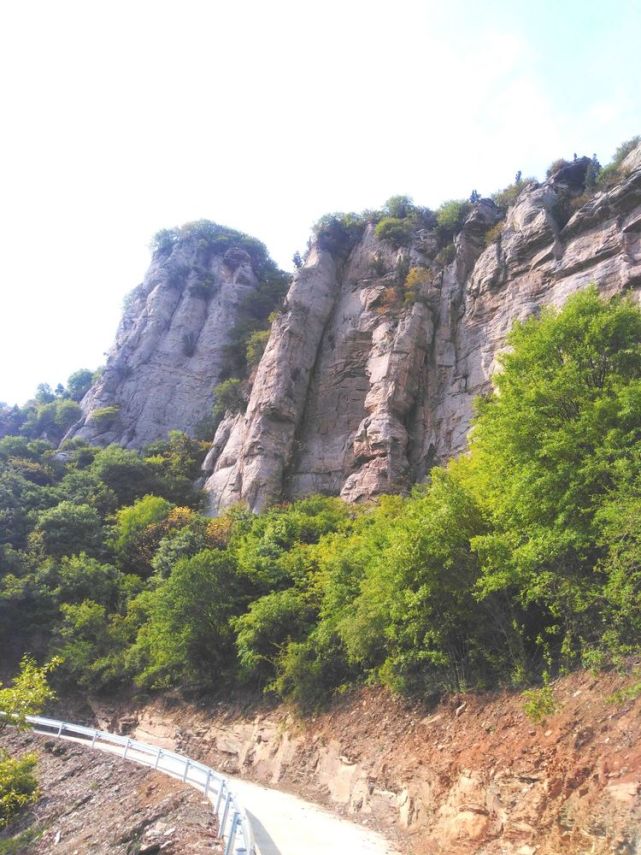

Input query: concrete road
[229,775,401,855]
[28,719,401,855]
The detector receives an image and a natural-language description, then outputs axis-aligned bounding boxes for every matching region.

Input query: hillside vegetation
[1,289,641,711]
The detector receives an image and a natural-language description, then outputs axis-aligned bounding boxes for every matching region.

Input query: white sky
[1,0,640,405]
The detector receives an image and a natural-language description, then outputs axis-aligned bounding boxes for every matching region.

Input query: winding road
[26,716,401,855]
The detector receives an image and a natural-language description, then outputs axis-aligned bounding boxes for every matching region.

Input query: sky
[1,0,640,405]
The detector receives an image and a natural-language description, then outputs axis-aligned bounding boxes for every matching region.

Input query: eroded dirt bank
[96,669,641,854]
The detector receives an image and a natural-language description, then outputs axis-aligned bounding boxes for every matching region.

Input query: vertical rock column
[204,247,340,512]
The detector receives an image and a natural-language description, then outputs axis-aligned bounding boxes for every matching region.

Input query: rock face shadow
[245,809,282,855]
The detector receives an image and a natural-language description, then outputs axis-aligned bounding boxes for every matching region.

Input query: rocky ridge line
[203,143,641,512]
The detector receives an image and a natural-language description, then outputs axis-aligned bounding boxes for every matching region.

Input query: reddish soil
[115,668,641,854]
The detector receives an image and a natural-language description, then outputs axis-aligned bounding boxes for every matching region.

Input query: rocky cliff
[68,223,287,449]
[203,143,641,512]
[69,144,641,510]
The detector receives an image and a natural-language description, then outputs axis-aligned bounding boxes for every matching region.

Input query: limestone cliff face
[203,143,641,512]
[68,227,282,449]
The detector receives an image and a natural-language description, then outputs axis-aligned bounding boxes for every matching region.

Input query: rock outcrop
[203,144,641,512]
[67,224,285,449]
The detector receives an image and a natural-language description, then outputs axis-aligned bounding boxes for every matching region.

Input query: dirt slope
[104,668,641,854]
[0,729,221,854]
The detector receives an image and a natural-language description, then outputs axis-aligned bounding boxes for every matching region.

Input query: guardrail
[21,714,255,855]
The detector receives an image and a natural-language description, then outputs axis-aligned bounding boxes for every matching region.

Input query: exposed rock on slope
[114,668,641,855]
[68,224,286,449]
[204,143,641,512]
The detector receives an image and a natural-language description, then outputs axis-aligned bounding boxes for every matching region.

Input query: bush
[435,243,456,265]
[612,135,640,170]
[313,213,367,256]
[370,252,386,277]
[484,221,504,246]
[435,199,471,243]
[546,158,570,178]
[212,378,245,417]
[246,330,270,368]
[403,266,432,303]
[33,501,103,559]
[182,332,197,358]
[382,195,414,219]
[88,406,120,430]
[374,217,413,249]
[151,228,179,257]
[0,752,38,830]
[111,494,174,575]
[491,177,535,209]
[522,685,558,723]
[188,273,216,300]
[66,369,94,402]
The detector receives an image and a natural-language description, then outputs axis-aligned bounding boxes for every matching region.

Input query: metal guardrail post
[154,748,162,769]
[182,758,190,782]
[215,779,226,813]
[224,812,240,855]
[220,790,232,836]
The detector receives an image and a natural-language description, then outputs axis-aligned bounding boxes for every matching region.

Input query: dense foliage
[0,370,100,445]
[2,289,641,712]
[0,659,58,830]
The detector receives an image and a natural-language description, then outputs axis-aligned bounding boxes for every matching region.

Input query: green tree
[111,494,173,575]
[66,369,94,402]
[469,288,641,670]
[33,501,103,559]
[129,549,245,688]
[435,199,471,243]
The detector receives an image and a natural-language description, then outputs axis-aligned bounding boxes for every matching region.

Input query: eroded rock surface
[114,668,641,855]
[204,143,641,512]
[68,228,282,449]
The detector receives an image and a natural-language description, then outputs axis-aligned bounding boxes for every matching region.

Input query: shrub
[435,243,456,265]
[491,177,534,209]
[66,369,94,402]
[246,330,270,368]
[370,252,386,277]
[33,501,103,559]
[382,195,414,219]
[151,228,179,257]
[435,199,471,243]
[403,266,432,302]
[484,221,504,246]
[212,378,245,417]
[546,157,570,178]
[313,213,367,256]
[374,217,413,249]
[522,685,558,723]
[395,254,410,285]
[375,286,401,313]
[165,263,190,290]
[188,273,216,300]
[88,406,120,430]
[612,135,640,170]
[0,752,38,830]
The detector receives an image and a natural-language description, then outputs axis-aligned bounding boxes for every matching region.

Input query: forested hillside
[2,289,641,713]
